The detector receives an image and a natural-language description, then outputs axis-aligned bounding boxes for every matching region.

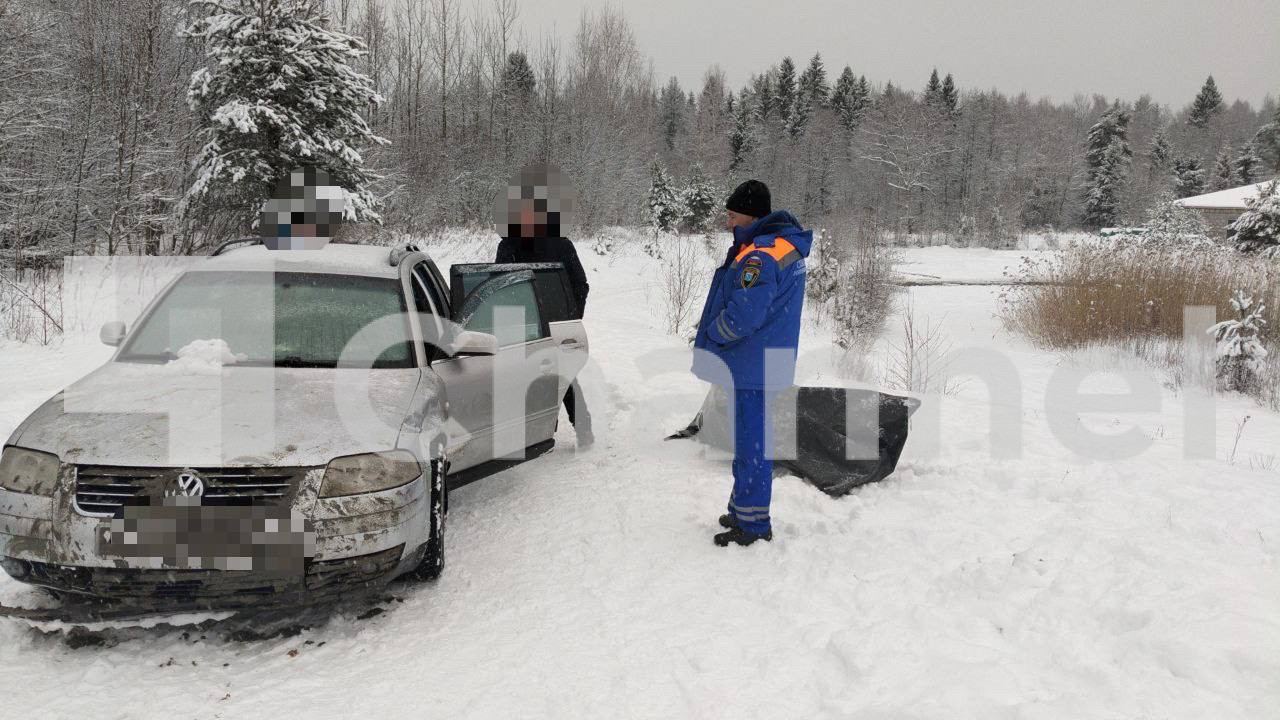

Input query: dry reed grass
[1000,243,1278,349]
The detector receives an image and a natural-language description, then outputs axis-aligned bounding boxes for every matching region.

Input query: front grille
[74,465,307,517]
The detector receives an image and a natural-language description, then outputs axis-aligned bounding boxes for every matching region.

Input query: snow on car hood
[8,361,424,467]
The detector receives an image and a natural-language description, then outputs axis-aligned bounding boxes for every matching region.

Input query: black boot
[718,514,737,529]
[713,526,772,547]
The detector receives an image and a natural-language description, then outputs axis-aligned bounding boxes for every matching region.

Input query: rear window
[120,271,413,369]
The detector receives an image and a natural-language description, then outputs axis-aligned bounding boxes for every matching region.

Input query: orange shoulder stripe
[735,237,797,263]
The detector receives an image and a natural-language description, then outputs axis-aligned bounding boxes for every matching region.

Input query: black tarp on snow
[667,386,920,497]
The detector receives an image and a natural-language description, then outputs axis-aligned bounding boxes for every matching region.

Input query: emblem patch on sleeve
[740,256,763,289]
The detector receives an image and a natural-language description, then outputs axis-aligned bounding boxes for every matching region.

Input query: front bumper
[0,464,430,608]
[5,545,404,607]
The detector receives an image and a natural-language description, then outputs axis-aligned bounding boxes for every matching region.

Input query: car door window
[451,263,578,323]
[461,278,546,347]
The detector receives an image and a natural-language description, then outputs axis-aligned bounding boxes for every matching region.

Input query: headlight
[320,450,422,498]
[0,447,61,496]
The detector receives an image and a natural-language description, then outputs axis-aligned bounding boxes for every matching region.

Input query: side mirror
[100,321,127,347]
[452,330,498,357]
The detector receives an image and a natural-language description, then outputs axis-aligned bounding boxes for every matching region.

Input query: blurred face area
[260,167,347,250]
[517,198,541,237]
[725,209,756,232]
[493,163,577,239]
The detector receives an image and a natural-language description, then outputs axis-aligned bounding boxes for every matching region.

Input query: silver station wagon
[0,241,588,611]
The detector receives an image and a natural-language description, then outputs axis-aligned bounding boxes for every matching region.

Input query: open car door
[430,263,588,477]
[450,262,589,408]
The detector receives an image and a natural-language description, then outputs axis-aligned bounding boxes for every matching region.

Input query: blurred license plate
[96,502,315,573]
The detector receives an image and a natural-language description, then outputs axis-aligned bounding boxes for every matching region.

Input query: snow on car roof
[201,242,427,278]
[1174,181,1274,210]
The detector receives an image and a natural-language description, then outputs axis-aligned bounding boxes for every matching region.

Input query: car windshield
[119,271,413,369]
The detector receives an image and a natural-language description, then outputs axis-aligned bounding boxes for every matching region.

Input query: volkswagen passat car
[0,241,588,609]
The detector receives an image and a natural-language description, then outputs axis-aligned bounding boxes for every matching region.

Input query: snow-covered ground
[892,246,1043,285]
[1,239,1278,719]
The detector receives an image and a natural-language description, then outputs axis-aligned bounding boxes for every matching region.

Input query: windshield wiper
[118,350,178,364]
[275,355,331,368]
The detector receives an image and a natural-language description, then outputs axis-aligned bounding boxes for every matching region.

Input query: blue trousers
[727,389,773,536]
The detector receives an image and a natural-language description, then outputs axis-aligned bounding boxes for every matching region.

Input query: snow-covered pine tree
[1229,180,1280,257]
[784,87,812,139]
[1211,145,1240,191]
[1147,130,1172,180]
[499,51,536,157]
[1187,75,1224,129]
[728,92,756,170]
[775,57,797,128]
[1235,143,1263,185]
[658,77,686,151]
[941,73,960,116]
[830,67,857,131]
[1142,193,1211,248]
[1253,109,1280,173]
[648,162,681,234]
[501,51,537,102]
[1172,156,1207,198]
[181,0,388,238]
[924,69,943,109]
[799,53,828,108]
[680,164,718,233]
[1082,104,1132,228]
[751,72,775,124]
[1271,103,1280,170]
[1208,290,1269,393]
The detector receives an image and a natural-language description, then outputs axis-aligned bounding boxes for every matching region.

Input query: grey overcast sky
[513,0,1280,107]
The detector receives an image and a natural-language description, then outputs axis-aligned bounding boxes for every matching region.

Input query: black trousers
[564,381,592,432]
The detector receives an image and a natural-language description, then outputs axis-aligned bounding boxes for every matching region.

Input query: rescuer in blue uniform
[692,180,812,547]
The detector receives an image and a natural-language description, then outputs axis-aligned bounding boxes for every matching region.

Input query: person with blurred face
[259,167,345,250]
[494,164,593,448]
[692,180,813,547]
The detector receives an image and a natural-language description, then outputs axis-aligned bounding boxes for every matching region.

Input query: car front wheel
[408,458,447,581]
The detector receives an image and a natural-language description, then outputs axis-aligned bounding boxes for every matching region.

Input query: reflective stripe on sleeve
[716,313,740,341]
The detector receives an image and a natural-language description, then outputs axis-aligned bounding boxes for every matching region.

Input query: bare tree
[428,0,465,140]
[859,88,958,238]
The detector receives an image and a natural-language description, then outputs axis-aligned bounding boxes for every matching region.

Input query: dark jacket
[495,236,590,318]
[692,210,812,390]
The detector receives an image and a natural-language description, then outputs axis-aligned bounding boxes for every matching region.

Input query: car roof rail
[210,237,265,256]
[388,242,422,267]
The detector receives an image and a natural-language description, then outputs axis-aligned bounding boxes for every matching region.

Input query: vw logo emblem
[171,470,205,498]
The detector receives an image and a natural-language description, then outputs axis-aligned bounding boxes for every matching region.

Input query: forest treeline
[1,0,1277,264]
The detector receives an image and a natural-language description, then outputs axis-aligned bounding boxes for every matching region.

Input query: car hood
[7,361,424,467]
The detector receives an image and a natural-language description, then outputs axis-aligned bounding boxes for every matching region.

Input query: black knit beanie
[725,180,771,218]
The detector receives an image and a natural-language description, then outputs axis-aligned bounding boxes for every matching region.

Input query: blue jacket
[692,211,812,390]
